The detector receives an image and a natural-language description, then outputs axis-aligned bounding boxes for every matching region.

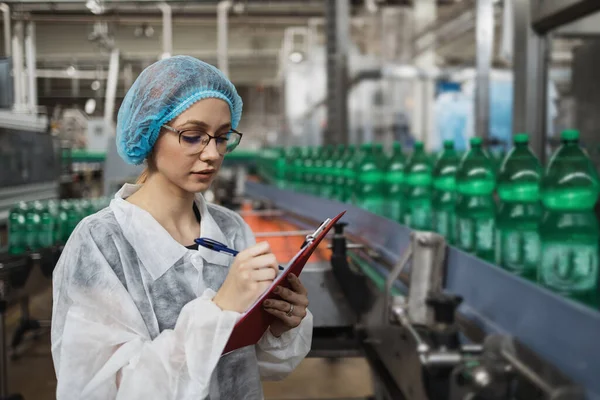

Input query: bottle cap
[414,141,424,149]
[443,140,454,149]
[561,129,579,141]
[514,133,529,144]
[470,137,482,146]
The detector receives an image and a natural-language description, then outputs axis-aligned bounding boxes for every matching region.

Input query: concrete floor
[6,286,373,400]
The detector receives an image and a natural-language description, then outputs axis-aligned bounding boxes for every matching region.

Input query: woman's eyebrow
[180,120,231,131]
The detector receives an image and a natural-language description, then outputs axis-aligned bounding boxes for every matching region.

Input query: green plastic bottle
[403,141,433,230]
[39,203,56,248]
[65,200,82,238]
[56,200,70,245]
[432,140,460,243]
[333,145,355,202]
[495,134,543,278]
[8,203,27,255]
[274,147,287,189]
[24,201,42,251]
[314,146,331,198]
[302,147,317,195]
[539,130,600,306]
[455,137,497,261]
[321,145,339,199]
[355,143,386,215]
[285,147,299,191]
[384,143,405,222]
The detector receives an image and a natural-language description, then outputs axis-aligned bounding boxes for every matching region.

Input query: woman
[51,56,313,400]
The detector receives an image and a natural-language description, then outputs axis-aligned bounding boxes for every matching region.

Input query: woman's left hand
[263,273,309,337]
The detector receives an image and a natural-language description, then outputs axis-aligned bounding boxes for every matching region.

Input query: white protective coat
[51,184,313,400]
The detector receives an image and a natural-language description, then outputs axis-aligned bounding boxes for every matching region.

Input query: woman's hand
[213,242,279,313]
[262,273,309,337]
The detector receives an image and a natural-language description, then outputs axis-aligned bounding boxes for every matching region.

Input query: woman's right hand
[212,241,279,313]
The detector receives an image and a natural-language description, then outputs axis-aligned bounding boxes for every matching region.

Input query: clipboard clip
[301,218,332,249]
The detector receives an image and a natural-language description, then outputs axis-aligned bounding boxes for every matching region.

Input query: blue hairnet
[116,56,243,165]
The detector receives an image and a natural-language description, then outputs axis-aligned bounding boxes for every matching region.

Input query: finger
[264,308,301,327]
[251,267,277,282]
[263,299,292,313]
[264,300,308,318]
[243,254,279,274]
[237,241,271,260]
[274,285,309,307]
[287,273,308,295]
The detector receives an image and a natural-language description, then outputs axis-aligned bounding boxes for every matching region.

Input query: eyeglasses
[162,125,243,155]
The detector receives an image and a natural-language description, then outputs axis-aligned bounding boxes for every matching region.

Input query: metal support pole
[104,48,120,127]
[475,0,494,140]
[123,63,133,94]
[25,21,37,113]
[12,20,25,113]
[158,2,172,59]
[512,0,549,162]
[0,3,11,57]
[71,75,79,98]
[217,1,232,77]
[325,0,350,145]
[512,0,529,135]
[412,0,436,148]
[531,36,549,164]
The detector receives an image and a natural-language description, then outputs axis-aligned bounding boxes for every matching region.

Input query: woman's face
[152,98,231,194]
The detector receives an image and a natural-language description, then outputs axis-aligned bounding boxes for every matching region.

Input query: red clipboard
[222,210,346,355]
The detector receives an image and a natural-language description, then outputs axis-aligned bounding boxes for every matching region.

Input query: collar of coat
[111,183,234,281]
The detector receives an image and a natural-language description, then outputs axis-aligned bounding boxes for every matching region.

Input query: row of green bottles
[429,131,599,306]
[8,197,111,255]
[539,130,599,305]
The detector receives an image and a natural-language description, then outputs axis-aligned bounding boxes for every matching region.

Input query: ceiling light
[85,98,97,115]
[233,2,246,14]
[144,25,154,38]
[289,51,304,64]
[86,0,105,15]
[91,80,101,91]
[66,66,77,77]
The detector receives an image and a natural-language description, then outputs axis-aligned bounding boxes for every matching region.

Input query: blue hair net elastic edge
[122,91,240,165]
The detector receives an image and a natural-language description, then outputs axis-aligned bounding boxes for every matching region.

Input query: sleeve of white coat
[255,311,313,380]
[51,219,239,400]
[233,213,313,380]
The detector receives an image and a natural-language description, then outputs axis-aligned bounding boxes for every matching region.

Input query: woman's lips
[191,170,215,181]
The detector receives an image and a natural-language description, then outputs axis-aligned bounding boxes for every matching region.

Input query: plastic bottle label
[433,210,455,240]
[457,216,494,254]
[358,198,384,215]
[476,218,495,253]
[458,218,474,250]
[496,229,540,275]
[408,203,432,230]
[540,242,599,293]
[385,200,403,222]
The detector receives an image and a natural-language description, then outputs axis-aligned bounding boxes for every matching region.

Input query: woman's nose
[199,139,222,161]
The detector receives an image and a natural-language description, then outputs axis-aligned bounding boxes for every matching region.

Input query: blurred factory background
[2,1,600,400]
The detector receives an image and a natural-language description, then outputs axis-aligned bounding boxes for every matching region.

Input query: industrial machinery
[241,181,597,400]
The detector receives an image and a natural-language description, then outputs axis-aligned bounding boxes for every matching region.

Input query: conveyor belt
[240,202,329,263]
[245,181,600,400]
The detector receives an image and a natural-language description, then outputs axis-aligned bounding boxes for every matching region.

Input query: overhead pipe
[25,21,37,113]
[104,48,120,128]
[158,2,172,59]
[217,0,232,77]
[0,3,10,57]
[11,20,26,112]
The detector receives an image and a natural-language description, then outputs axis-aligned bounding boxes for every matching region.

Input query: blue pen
[195,237,284,270]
